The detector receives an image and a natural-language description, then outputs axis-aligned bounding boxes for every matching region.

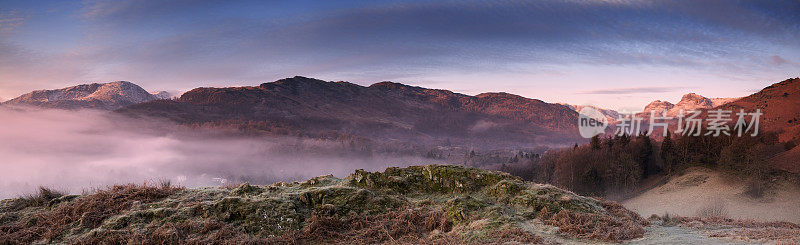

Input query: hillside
[623,167,800,223]
[4,165,797,244]
[0,165,649,244]
[3,81,161,110]
[772,146,800,173]
[118,76,582,147]
[720,78,800,142]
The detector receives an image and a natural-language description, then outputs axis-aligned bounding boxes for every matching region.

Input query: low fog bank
[0,107,441,199]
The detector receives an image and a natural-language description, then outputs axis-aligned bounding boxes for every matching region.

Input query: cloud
[771,55,793,65]
[1,0,799,101]
[577,86,687,95]
[83,1,799,76]
[0,10,25,34]
[81,0,208,21]
[0,107,438,199]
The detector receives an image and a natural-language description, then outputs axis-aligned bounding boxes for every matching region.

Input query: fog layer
[0,107,438,199]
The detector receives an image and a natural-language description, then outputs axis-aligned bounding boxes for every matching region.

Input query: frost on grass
[0,165,648,244]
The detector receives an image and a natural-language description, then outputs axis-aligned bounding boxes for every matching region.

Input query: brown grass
[543,200,648,242]
[54,207,454,244]
[69,206,544,245]
[274,207,456,244]
[0,184,182,244]
[482,227,545,244]
[648,213,800,242]
[2,186,550,244]
[77,219,268,245]
[271,207,544,244]
[708,227,800,241]
[676,216,800,229]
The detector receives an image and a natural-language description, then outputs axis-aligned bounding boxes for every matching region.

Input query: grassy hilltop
[1,165,650,244]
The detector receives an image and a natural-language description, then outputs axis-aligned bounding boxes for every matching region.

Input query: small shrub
[158,179,173,189]
[744,179,765,199]
[696,199,728,219]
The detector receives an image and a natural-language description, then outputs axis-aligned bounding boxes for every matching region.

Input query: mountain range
[559,93,739,124]
[4,76,798,150]
[642,93,739,116]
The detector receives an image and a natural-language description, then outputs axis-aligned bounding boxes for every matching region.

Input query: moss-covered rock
[444,196,486,224]
[230,183,264,196]
[298,174,338,188]
[292,186,405,216]
[347,165,518,194]
[511,184,603,217]
[203,196,303,235]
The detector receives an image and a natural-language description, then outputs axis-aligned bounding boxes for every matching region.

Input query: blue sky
[0,0,798,110]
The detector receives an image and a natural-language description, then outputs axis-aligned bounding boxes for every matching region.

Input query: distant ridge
[119,76,582,147]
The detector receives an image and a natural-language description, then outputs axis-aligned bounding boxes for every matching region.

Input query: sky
[0,0,798,111]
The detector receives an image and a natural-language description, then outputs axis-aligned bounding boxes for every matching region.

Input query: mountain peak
[675,92,713,110]
[265,76,328,87]
[151,91,174,100]
[4,81,157,110]
[641,92,740,116]
[681,93,708,101]
[368,81,413,90]
[643,100,675,115]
